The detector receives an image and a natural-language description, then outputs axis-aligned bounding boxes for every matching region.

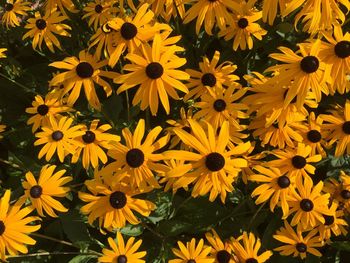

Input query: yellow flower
[71,119,120,169]
[21,165,72,217]
[106,119,169,191]
[25,93,72,133]
[321,100,350,157]
[45,0,78,16]
[230,232,272,263]
[273,221,323,259]
[0,48,6,58]
[98,232,146,262]
[49,50,119,110]
[0,125,6,139]
[169,238,214,263]
[183,0,239,35]
[164,120,250,203]
[219,0,267,51]
[22,10,71,53]
[184,51,240,101]
[205,229,236,263]
[262,0,290,25]
[34,116,84,162]
[115,34,189,115]
[0,190,41,261]
[1,0,31,28]
[250,166,294,218]
[287,180,332,230]
[82,0,118,30]
[79,169,156,230]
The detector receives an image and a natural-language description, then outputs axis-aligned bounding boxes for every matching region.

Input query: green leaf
[331,241,350,252]
[60,209,92,249]
[157,219,192,236]
[101,94,123,127]
[68,255,97,263]
[120,224,144,237]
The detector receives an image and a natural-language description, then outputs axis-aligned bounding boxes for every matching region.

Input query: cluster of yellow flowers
[0,0,350,262]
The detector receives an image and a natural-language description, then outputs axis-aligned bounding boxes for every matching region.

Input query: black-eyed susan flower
[219,0,267,51]
[182,0,239,35]
[193,86,248,130]
[26,93,71,133]
[1,0,30,28]
[282,0,350,34]
[160,0,185,21]
[71,119,120,169]
[205,229,236,263]
[266,40,331,108]
[267,143,322,183]
[115,34,189,115]
[21,165,72,217]
[287,180,332,230]
[34,116,84,162]
[79,169,156,230]
[317,202,348,240]
[0,125,5,139]
[0,48,6,58]
[249,115,305,149]
[22,10,71,53]
[49,50,119,110]
[166,107,194,150]
[99,232,146,262]
[106,119,169,191]
[320,25,350,94]
[45,0,78,16]
[169,238,214,263]
[298,112,326,157]
[106,4,170,67]
[82,0,118,30]
[159,159,189,193]
[0,190,41,261]
[323,171,350,211]
[164,120,250,203]
[184,50,240,101]
[88,21,116,60]
[250,166,295,218]
[262,0,289,25]
[230,232,272,263]
[321,100,350,157]
[273,220,323,259]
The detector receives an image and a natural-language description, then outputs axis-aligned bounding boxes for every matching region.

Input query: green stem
[0,72,34,94]
[7,252,99,258]
[248,201,267,230]
[141,222,165,240]
[0,158,24,171]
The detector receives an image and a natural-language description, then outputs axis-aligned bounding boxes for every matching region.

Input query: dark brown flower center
[296,243,307,253]
[213,99,226,112]
[201,73,216,87]
[300,56,319,73]
[187,260,196,263]
[126,148,144,168]
[30,185,43,198]
[341,189,350,199]
[277,175,290,188]
[0,221,5,236]
[52,130,64,141]
[35,19,47,30]
[342,121,350,134]
[120,22,137,40]
[146,62,164,79]
[117,255,127,263]
[76,62,94,78]
[307,130,321,143]
[291,155,306,169]
[324,215,334,226]
[334,41,350,58]
[109,191,127,209]
[300,199,314,212]
[82,131,96,144]
[37,104,49,116]
[216,250,231,263]
[94,4,103,13]
[205,152,225,171]
[4,3,13,11]
[245,258,258,263]
[237,18,249,29]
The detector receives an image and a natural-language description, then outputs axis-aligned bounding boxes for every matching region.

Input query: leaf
[157,219,192,236]
[68,255,97,263]
[120,224,143,237]
[331,241,350,252]
[60,209,92,249]
[101,94,123,127]
[146,190,172,224]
